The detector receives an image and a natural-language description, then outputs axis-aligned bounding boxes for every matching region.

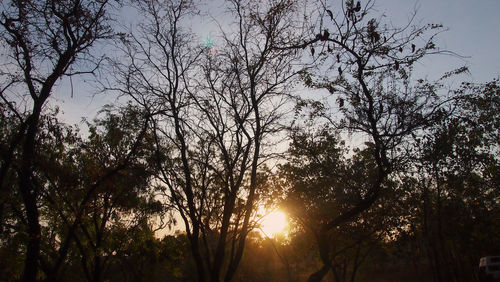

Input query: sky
[51,0,500,126]
[376,0,500,82]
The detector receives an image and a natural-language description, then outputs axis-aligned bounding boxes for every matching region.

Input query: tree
[281,0,454,280]
[402,79,500,281]
[0,0,116,279]
[110,226,187,281]
[38,104,162,282]
[110,0,304,280]
[0,103,159,281]
[196,1,304,280]
[108,0,207,279]
[279,125,400,282]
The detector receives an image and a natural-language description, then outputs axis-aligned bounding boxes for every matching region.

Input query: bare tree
[108,0,208,279]
[0,0,116,280]
[196,1,303,280]
[109,0,305,281]
[280,0,456,280]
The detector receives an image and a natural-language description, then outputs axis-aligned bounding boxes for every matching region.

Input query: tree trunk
[223,81,262,282]
[20,109,42,282]
[308,265,330,282]
[211,193,237,282]
[307,232,331,282]
[92,256,102,282]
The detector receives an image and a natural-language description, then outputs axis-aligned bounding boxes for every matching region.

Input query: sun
[259,209,289,237]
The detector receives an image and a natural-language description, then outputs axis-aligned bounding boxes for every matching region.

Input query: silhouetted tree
[40,105,162,282]
[109,0,304,281]
[280,0,455,280]
[279,125,399,282]
[405,79,500,281]
[0,0,116,279]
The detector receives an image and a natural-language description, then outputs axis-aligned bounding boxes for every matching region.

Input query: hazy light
[260,210,288,237]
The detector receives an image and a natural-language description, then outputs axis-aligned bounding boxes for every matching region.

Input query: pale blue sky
[52,0,500,126]
[377,0,500,82]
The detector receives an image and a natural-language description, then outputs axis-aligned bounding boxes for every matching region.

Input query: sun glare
[259,210,289,237]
